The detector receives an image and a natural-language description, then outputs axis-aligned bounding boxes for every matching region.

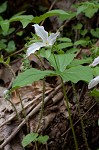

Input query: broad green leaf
[73,23,83,30]
[0,41,6,50]
[46,54,75,72]
[66,48,79,54]
[13,69,55,88]
[90,89,99,97]
[74,39,90,46]
[0,1,7,14]
[80,29,88,36]
[0,16,3,21]
[59,65,93,83]
[0,19,10,32]
[22,133,38,147]
[69,58,92,67]
[77,2,99,18]
[58,37,71,42]
[37,135,49,144]
[57,43,73,49]
[84,7,98,18]
[77,5,88,15]
[93,67,99,76]
[10,15,34,28]
[32,9,69,23]
[6,41,16,52]
[40,48,51,58]
[59,11,76,21]
[91,28,99,38]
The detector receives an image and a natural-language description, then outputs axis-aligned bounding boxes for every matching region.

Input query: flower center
[45,41,49,45]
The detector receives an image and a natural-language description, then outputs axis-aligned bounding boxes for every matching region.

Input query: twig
[0,93,42,128]
[0,83,63,149]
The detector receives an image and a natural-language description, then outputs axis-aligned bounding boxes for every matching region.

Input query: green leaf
[6,41,16,52]
[91,28,99,38]
[66,48,79,54]
[46,54,75,72]
[22,133,38,147]
[59,65,93,83]
[77,2,99,18]
[0,19,10,32]
[93,67,99,76]
[0,40,6,50]
[10,15,34,28]
[32,9,69,23]
[84,7,98,18]
[90,89,99,97]
[0,16,3,21]
[37,135,49,144]
[73,23,83,30]
[80,29,88,36]
[77,5,88,15]
[69,58,92,67]
[57,43,73,49]
[74,39,90,46]
[40,48,51,58]
[0,1,7,14]
[13,68,55,88]
[59,11,76,21]
[58,37,71,42]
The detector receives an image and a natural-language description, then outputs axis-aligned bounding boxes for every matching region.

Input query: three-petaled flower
[88,56,99,89]
[88,76,99,89]
[89,56,99,67]
[26,24,60,56]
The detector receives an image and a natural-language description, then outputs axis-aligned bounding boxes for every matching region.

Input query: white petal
[89,56,99,67]
[48,31,60,45]
[88,76,99,89]
[3,89,9,95]
[33,24,48,43]
[26,42,45,56]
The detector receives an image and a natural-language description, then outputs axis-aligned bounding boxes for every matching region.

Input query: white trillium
[88,76,99,89]
[89,56,99,67]
[26,24,60,56]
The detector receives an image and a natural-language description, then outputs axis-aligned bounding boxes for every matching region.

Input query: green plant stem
[35,142,38,150]
[34,54,45,133]
[52,47,78,149]
[61,78,78,150]
[36,78,45,132]
[72,83,90,150]
[5,63,16,78]
[17,92,29,133]
[34,55,45,150]
[6,97,20,121]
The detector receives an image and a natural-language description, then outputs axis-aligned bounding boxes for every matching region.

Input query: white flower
[26,24,60,56]
[89,56,99,67]
[88,76,99,89]
[3,89,9,95]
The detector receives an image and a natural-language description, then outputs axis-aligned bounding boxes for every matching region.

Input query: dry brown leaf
[0,59,22,84]
[11,90,20,104]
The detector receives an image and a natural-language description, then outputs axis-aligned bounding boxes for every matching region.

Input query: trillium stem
[52,47,78,149]
[17,92,29,133]
[5,97,20,121]
[35,55,45,132]
[5,63,16,78]
[34,55,45,150]
[36,77,45,132]
[61,78,79,150]
[72,83,90,150]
